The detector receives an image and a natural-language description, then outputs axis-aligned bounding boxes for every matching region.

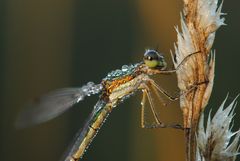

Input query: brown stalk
[183,2,210,159]
[173,0,223,160]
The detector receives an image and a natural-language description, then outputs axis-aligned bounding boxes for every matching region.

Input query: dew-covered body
[16,49,198,161]
[64,64,146,161]
[64,63,158,161]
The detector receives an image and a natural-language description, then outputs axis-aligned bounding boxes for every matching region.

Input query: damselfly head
[143,49,167,70]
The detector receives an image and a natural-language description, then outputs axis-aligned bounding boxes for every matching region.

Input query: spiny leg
[148,79,179,101]
[141,79,206,130]
[140,88,166,128]
[148,78,209,102]
[159,51,201,74]
[142,85,161,125]
[173,50,201,71]
[140,83,183,130]
[140,89,147,128]
[148,80,183,128]
[142,80,209,130]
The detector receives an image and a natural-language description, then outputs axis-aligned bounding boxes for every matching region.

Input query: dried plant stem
[173,0,225,160]
[183,3,210,158]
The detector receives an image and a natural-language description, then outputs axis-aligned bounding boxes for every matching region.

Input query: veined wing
[16,82,103,128]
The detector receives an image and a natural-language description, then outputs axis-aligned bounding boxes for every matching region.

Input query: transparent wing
[16,82,103,128]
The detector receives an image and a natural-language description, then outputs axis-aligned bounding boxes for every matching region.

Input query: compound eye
[143,50,164,68]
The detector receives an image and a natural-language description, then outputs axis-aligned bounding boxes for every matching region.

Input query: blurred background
[0,0,239,161]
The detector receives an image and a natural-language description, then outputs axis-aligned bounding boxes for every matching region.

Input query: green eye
[144,59,159,68]
[143,49,167,69]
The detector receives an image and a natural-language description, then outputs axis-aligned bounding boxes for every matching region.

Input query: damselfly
[16,49,200,161]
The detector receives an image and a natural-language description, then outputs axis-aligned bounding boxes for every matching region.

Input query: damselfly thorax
[16,49,203,161]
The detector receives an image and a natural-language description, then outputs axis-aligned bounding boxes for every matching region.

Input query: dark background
[0,0,239,161]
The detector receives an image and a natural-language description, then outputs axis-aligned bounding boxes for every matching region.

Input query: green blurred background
[0,0,239,161]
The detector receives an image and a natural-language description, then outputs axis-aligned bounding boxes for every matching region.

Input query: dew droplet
[121,65,128,72]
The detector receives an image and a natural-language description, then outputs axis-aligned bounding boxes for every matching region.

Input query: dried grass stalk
[172,0,225,160]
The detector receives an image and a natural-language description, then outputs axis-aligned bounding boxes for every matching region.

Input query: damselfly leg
[140,80,184,130]
[140,79,209,130]
[139,50,208,130]
[158,50,201,74]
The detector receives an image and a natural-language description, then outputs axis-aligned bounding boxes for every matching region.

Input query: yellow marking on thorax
[108,75,145,102]
[106,75,134,95]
